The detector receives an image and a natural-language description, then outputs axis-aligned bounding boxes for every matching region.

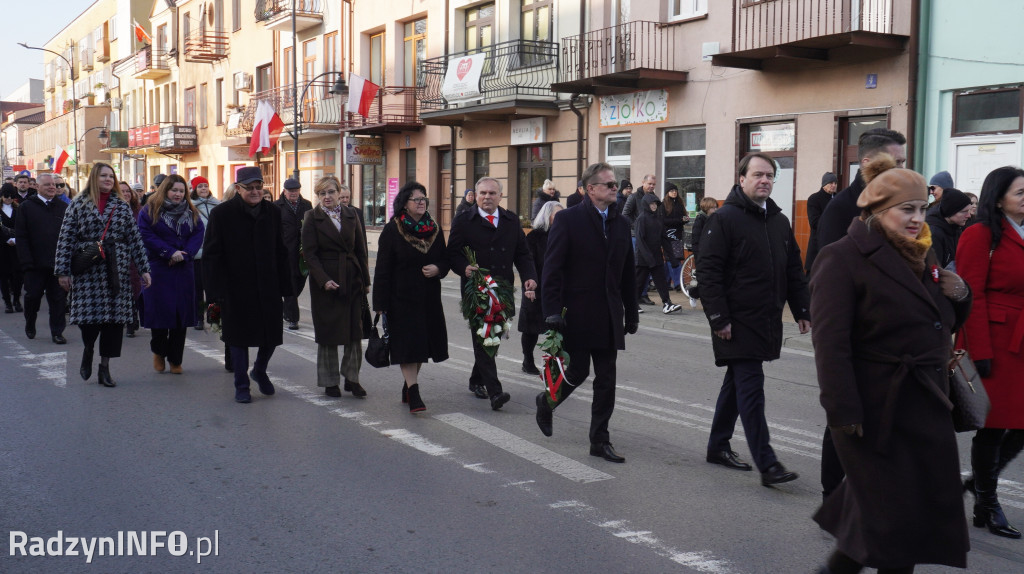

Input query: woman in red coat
[956,165,1024,540]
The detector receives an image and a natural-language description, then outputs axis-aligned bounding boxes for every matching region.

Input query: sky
[0,0,88,99]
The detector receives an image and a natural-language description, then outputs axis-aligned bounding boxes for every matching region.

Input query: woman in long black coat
[0,184,23,313]
[519,200,562,375]
[372,181,449,413]
[811,155,971,573]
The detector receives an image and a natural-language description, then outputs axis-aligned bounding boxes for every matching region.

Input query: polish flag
[249,100,285,158]
[346,74,379,118]
[133,20,152,45]
[53,145,70,173]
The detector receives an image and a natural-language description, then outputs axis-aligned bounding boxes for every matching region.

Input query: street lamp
[18,41,79,188]
[291,72,347,180]
[78,126,111,158]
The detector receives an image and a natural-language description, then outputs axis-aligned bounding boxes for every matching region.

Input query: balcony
[551,21,688,96]
[127,46,171,80]
[224,80,344,139]
[416,39,560,126]
[255,0,323,34]
[185,28,229,63]
[128,123,198,154]
[712,0,910,70]
[342,86,421,135]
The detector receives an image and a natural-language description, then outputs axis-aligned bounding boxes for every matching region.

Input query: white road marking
[0,328,67,387]
[435,412,614,484]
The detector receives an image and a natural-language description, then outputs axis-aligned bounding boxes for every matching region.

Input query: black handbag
[670,239,688,260]
[949,343,991,432]
[70,209,115,275]
[364,313,391,368]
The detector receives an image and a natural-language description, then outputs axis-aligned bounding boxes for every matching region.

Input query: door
[772,156,795,224]
[839,115,887,185]
[437,148,453,230]
[953,136,1022,194]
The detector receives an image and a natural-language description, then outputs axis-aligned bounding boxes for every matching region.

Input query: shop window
[363,164,387,227]
[663,127,706,206]
[517,145,552,226]
[473,149,490,188]
[605,134,631,184]
[284,149,337,194]
[954,88,1022,136]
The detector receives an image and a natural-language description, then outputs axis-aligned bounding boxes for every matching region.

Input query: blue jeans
[664,261,681,288]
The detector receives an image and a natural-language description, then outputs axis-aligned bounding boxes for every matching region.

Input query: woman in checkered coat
[55,163,151,388]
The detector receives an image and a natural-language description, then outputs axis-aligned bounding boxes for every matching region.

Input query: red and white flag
[133,20,152,45]
[346,74,379,118]
[52,145,70,173]
[249,100,285,158]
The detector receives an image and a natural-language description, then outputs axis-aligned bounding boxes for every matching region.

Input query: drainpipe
[570,94,584,179]
[910,0,930,171]
[446,0,455,221]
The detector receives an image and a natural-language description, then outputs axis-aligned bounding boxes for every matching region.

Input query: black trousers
[193,259,205,325]
[636,264,671,305]
[151,328,187,365]
[23,268,66,336]
[80,323,124,357]
[821,427,846,497]
[282,273,307,323]
[470,330,502,397]
[521,332,539,366]
[230,345,276,389]
[707,359,777,472]
[555,347,618,444]
[1,266,23,306]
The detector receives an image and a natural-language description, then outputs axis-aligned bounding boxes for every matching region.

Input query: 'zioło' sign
[599,89,669,128]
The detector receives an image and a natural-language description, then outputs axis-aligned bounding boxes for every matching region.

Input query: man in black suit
[534,162,638,463]
[803,172,838,274]
[448,177,537,411]
[15,173,68,343]
[274,177,313,330]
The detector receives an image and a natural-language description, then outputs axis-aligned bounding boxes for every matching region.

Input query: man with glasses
[202,166,293,403]
[534,162,638,463]
[448,177,537,411]
[699,152,811,487]
[274,177,313,330]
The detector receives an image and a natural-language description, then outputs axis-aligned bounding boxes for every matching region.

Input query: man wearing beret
[926,187,973,269]
[203,167,293,403]
[274,177,313,330]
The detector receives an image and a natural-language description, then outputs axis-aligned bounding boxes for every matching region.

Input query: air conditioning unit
[234,72,253,92]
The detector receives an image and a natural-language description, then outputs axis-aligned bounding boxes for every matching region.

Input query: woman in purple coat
[137,174,204,374]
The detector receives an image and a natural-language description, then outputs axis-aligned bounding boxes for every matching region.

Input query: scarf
[396,210,438,253]
[872,217,932,276]
[160,199,193,237]
[324,204,343,230]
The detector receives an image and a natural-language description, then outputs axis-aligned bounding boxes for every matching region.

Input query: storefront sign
[386,178,400,221]
[510,117,546,145]
[441,52,486,102]
[599,90,669,128]
[159,125,198,150]
[749,123,795,152]
[344,137,383,165]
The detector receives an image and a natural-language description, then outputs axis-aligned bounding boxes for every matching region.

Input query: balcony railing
[185,28,229,63]
[341,86,421,134]
[553,20,687,95]
[255,0,323,32]
[225,80,343,137]
[730,0,895,52]
[417,39,559,113]
[121,46,171,79]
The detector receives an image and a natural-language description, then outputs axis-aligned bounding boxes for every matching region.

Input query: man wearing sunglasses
[53,175,71,204]
[202,166,293,403]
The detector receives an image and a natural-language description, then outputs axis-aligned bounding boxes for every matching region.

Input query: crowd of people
[2,134,1022,572]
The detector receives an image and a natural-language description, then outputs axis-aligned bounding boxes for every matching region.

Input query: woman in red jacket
[956,165,1024,540]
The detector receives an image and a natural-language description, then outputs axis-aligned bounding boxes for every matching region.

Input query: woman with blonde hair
[138,174,204,374]
[519,200,562,374]
[55,162,151,387]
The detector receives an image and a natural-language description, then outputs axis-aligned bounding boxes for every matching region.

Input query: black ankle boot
[401,380,409,404]
[407,384,425,413]
[13,299,22,312]
[97,364,116,387]
[972,440,1023,539]
[80,348,94,381]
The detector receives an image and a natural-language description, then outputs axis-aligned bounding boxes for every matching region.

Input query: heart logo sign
[456,58,473,81]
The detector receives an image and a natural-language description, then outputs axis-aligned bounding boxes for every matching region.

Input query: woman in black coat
[634,194,680,314]
[455,189,476,216]
[372,181,450,413]
[519,200,562,375]
[1,184,23,313]
[661,183,689,289]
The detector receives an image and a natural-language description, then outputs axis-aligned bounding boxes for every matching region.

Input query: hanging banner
[599,89,669,128]
[441,53,486,102]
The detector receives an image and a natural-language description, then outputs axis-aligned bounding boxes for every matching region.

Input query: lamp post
[78,126,110,165]
[291,72,347,180]
[18,41,79,188]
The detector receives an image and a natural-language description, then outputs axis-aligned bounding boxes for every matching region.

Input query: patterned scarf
[160,199,193,237]
[396,210,438,253]
[324,204,343,229]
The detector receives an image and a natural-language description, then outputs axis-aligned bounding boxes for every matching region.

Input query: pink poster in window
[386,178,399,221]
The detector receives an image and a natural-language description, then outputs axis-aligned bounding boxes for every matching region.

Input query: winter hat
[929,171,954,189]
[153,173,167,188]
[939,188,972,218]
[131,182,144,192]
[190,176,209,190]
[283,177,301,190]
[1,182,18,198]
[856,153,928,214]
[619,179,632,191]
[464,189,474,199]
[235,166,263,185]
[821,172,838,186]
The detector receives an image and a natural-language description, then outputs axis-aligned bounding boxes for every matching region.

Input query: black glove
[545,314,566,332]
[975,359,992,378]
[625,322,638,335]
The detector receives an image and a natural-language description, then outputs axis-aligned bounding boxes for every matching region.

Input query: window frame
[199,82,208,129]
[466,3,495,52]
[662,126,707,207]
[952,86,1024,137]
[403,18,427,87]
[605,134,632,184]
[669,0,709,22]
[369,32,385,86]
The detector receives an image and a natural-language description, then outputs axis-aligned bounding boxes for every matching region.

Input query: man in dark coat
[274,177,313,330]
[699,153,811,486]
[813,127,906,499]
[621,174,658,304]
[803,172,838,274]
[565,180,586,208]
[447,176,537,410]
[14,174,36,201]
[534,162,638,463]
[926,187,972,269]
[14,173,67,342]
[203,167,293,403]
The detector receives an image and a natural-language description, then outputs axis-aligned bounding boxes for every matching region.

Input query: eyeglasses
[591,181,619,190]
[315,189,338,197]
[238,182,264,191]
[748,172,776,182]
[55,183,66,189]
[408,197,429,205]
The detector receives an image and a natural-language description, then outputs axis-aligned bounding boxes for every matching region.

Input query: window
[199,83,208,129]
[183,12,191,40]
[284,149,336,190]
[517,145,552,226]
[303,39,318,83]
[256,64,273,93]
[157,24,168,52]
[283,47,294,86]
[110,15,117,40]
[369,32,385,86]
[324,31,339,73]
[605,135,631,183]
[663,127,706,205]
[954,88,1023,136]
[215,78,224,125]
[363,164,387,226]
[232,0,241,31]
[404,149,417,185]
[183,87,196,126]
[521,0,552,42]
[669,0,708,21]
[473,149,490,188]
[466,3,494,51]
[404,19,427,87]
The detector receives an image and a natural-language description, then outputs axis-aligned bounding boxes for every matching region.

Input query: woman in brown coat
[810,155,972,574]
[302,175,370,398]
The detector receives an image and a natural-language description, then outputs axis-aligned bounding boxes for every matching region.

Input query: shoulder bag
[364,312,391,368]
[70,207,116,275]
[949,329,991,432]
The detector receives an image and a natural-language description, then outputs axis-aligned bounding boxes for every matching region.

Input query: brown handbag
[949,330,991,432]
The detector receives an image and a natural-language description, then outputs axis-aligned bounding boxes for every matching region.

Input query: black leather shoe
[706,450,753,471]
[13,301,22,312]
[3,305,12,314]
[761,462,799,486]
[590,442,625,463]
[97,364,116,387]
[52,334,67,345]
[522,362,540,375]
[639,296,655,306]
[470,384,489,399]
[80,348,93,381]
[287,321,299,330]
[345,380,367,398]
[490,392,511,411]
[250,370,275,395]
[535,392,553,437]
[325,385,342,397]
[25,325,35,339]
[235,388,252,403]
